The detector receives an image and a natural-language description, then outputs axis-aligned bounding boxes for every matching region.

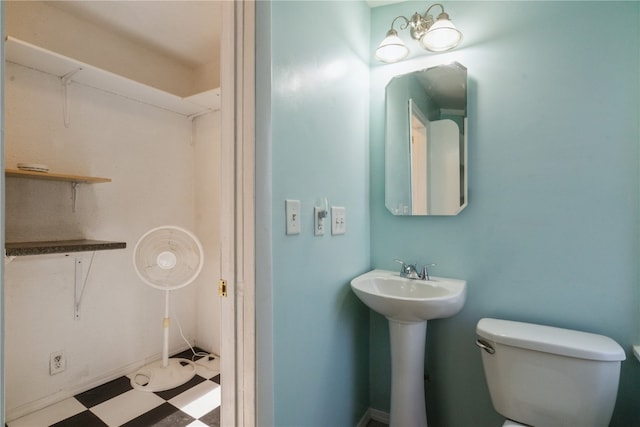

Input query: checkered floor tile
[8,349,220,427]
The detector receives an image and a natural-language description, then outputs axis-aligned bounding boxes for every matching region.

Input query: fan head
[133,226,204,290]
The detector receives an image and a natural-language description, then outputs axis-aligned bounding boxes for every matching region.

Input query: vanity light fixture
[375,3,462,63]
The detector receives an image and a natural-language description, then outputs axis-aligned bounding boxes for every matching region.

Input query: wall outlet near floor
[50,350,66,375]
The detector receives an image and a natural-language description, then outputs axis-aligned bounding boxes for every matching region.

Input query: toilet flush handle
[475,339,495,354]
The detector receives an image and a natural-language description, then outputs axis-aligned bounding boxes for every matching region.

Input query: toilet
[476,318,625,427]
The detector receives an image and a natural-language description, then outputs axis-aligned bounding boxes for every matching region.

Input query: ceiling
[366,0,404,7]
[47,0,399,69]
[48,1,221,68]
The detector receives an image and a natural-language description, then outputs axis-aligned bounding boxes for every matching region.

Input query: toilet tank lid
[476,318,626,361]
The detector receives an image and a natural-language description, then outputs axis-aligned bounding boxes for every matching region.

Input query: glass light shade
[375,30,410,63]
[420,19,462,52]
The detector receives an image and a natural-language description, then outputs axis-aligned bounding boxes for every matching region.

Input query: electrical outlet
[50,351,66,375]
[314,207,326,236]
[331,206,346,235]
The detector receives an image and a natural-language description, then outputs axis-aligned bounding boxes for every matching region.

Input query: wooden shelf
[6,240,126,257]
[6,168,111,183]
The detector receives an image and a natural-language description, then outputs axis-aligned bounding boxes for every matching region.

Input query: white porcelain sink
[351,269,466,322]
[351,269,467,427]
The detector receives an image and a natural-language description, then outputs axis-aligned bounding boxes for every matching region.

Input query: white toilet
[476,318,626,427]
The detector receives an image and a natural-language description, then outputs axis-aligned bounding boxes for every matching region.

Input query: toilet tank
[476,318,625,427]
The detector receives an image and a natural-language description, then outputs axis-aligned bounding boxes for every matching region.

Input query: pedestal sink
[351,269,466,427]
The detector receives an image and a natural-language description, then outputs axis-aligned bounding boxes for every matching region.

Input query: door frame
[1,1,6,424]
[220,1,256,426]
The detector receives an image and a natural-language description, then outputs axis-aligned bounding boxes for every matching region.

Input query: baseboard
[356,407,390,427]
[356,411,370,427]
[369,408,390,424]
[6,344,192,422]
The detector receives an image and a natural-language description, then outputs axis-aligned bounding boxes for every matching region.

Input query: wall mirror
[385,62,467,215]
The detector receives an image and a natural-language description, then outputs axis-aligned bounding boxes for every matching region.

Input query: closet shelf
[6,240,126,256]
[6,168,111,183]
[5,36,220,117]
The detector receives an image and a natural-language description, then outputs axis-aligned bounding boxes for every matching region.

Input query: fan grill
[133,226,204,290]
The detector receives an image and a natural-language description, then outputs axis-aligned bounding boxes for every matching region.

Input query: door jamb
[220,1,256,426]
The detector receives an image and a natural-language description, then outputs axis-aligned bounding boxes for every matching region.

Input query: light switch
[331,206,346,235]
[314,207,326,236]
[285,199,301,235]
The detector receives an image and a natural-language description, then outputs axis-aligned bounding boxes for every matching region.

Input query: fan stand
[130,290,196,392]
[131,228,204,392]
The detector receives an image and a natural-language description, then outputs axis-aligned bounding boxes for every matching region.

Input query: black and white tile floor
[8,349,220,427]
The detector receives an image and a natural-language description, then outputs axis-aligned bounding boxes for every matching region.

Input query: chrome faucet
[394,259,436,280]
[395,259,420,279]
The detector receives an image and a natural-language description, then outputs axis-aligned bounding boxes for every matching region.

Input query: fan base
[131,358,197,392]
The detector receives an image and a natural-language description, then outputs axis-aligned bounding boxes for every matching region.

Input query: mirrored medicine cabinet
[385,62,468,216]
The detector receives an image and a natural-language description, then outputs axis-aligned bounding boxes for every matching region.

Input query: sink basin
[351,269,466,322]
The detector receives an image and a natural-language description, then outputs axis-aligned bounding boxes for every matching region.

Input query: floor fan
[131,225,204,392]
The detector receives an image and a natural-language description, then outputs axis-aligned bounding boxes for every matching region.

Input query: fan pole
[163,290,170,368]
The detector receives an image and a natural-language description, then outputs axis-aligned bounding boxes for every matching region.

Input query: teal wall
[256,1,372,426]
[371,1,640,426]
[258,1,640,426]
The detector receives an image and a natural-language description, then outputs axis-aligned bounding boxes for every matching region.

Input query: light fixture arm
[424,3,446,21]
[380,16,410,41]
[391,15,411,32]
[388,4,449,41]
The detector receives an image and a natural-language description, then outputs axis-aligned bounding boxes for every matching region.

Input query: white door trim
[0,2,6,424]
[220,1,256,426]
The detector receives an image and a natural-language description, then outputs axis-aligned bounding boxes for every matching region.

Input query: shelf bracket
[71,182,79,212]
[4,249,16,265]
[61,67,82,128]
[74,252,96,320]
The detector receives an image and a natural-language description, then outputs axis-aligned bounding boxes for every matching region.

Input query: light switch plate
[285,200,301,235]
[331,206,346,235]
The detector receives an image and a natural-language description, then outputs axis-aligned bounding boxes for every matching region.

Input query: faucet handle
[394,259,407,270]
[420,263,437,280]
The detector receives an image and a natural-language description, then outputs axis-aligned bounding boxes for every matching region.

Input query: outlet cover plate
[50,351,66,375]
[331,206,346,235]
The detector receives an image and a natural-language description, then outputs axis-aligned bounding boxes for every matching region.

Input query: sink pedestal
[389,319,428,427]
